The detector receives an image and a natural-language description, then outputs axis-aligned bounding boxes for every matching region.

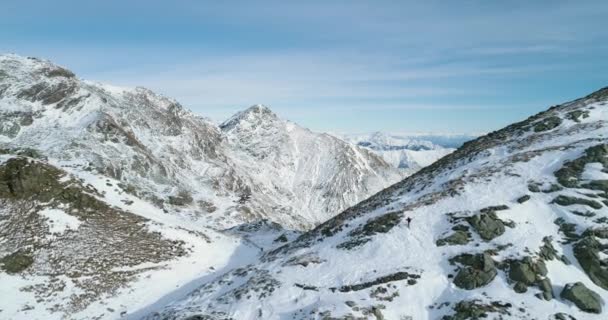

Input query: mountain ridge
[144,87,608,319]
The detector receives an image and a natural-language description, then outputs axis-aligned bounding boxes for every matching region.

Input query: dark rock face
[336,271,420,292]
[552,195,603,210]
[533,116,562,132]
[516,195,531,203]
[436,230,471,246]
[566,109,590,122]
[0,250,33,273]
[16,80,77,105]
[513,282,527,293]
[0,157,63,201]
[466,211,506,241]
[536,278,554,301]
[506,256,554,300]
[168,190,194,206]
[451,253,497,290]
[337,211,403,250]
[508,257,547,285]
[560,282,602,314]
[555,144,608,188]
[573,236,608,290]
[442,300,511,320]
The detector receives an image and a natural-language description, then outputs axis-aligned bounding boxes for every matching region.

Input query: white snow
[38,208,82,234]
[582,162,608,180]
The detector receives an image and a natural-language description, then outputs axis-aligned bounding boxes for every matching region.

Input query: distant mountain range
[339,132,476,172]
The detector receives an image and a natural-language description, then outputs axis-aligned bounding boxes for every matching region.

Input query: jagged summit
[220,104,279,131]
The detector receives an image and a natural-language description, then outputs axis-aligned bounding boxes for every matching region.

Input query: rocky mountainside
[0,54,403,319]
[0,54,402,230]
[339,132,474,173]
[221,105,402,225]
[145,88,608,319]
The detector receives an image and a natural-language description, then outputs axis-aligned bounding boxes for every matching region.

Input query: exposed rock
[466,211,506,241]
[516,195,531,203]
[442,300,511,320]
[552,195,602,210]
[536,278,554,301]
[451,253,497,290]
[337,211,403,249]
[566,110,590,122]
[479,205,509,213]
[436,230,471,246]
[554,218,580,243]
[513,282,527,293]
[539,237,558,261]
[553,313,576,320]
[0,250,33,273]
[273,234,288,243]
[168,190,194,206]
[560,282,602,314]
[533,116,562,132]
[508,257,547,285]
[573,236,608,289]
[336,271,419,292]
[555,144,608,188]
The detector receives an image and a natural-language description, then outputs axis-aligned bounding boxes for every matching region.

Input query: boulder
[552,195,602,210]
[513,282,527,293]
[560,282,602,314]
[573,236,608,290]
[0,250,34,273]
[508,257,547,285]
[536,278,554,301]
[466,211,505,240]
[436,230,471,246]
[516,195,531,203]
[452,253,497,290]
[442,300,511,320]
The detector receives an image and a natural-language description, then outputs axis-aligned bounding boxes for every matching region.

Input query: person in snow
[406,216,412,228]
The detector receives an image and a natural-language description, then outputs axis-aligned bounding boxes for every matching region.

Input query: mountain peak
[0,53,76,80]
[220,104,280,131]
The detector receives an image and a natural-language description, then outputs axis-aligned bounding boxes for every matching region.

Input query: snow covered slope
[339,132,474,173]
[0,54,402,230]
[0,54,403,319]
[0,153,261,320]
[145,88,608,319]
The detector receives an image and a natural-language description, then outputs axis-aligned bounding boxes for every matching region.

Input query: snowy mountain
[0,54,403,319]
[339,132,475,172]
[221,105,403,225]
[145,88,608,319]
[0,54,402,231]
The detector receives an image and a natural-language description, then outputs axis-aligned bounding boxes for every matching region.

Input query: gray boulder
[560,282,602,313]
[452,253,497,290]
[467,211,505,240]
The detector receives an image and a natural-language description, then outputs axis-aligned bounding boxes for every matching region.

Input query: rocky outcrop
[451,253,497,290]
[560,282,602,314]
[466,211,506,241]
[436,229,471,246]
[442,300,511,320]
[573,235,608,290]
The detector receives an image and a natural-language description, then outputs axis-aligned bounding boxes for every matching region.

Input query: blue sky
[2,1,607,134]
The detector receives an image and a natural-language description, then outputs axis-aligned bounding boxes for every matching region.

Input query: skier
[406,216,412,228]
